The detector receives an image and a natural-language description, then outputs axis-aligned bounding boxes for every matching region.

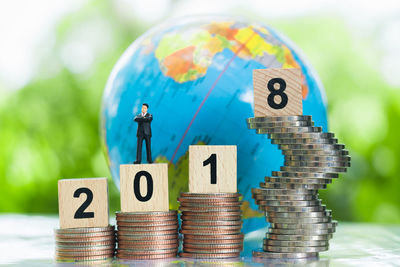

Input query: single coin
[284,160,351,168]
[117,221,178,227]
[270,221,337,230]
[55,226,115,234]
[55,235,115,243]
[117,234,178,241]
[253,194,318,201]
[279,143,345,150]
[246,116,312,123]
[117,229,177,236]
[247,121,313,129]
[285,155,351,162]
[263,245,329,253]
[116,211,177,217]
[116,253,176,260]
[181,215,242,222]
[266,233,333,241]
[179,206,241,212]
[183,247,242,254]
[180,229,241,235]
[257,127,322,134]
[266,210,332,218]
[55,255,113,261]
[184,238,243,245]
[267,216,331,224]
[179,252,240,259]
[55,245,115,252]
[55,231,115,239]
[178,197,240,203]
[117,248,177,255]
[183,220,242,226]
[116,216,177,223]
[183,233,244,240]
[251,188,317,195]
[268,228,335,235]
[264,239,329,247]
[252,249,318,259]
[269,132,334,139]
[180,192,241,198]
[280,166,347,173]
[282,149,349,156]
[179,202,242,207]
[181,225,242,231]
[261,205,326,213]
[271,138,337,145]
[55,249,115,257]
[181,211,242,217]
[183,243,243,249]
[117,224,178,231]
[118,239,178,247]
[260,182,326,190]
[272,171,338,178]
[56,240,115,247]
[117,243,178,251]
[265,177,332,184]
[256,199,322,207]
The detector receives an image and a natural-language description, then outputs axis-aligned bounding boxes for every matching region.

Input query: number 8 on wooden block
[253,68,302,117]
[58,178,109,229]
[120,163,169,212]
[189,145,237,193]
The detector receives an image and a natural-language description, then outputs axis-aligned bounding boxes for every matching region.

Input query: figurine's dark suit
[134,113,153,163]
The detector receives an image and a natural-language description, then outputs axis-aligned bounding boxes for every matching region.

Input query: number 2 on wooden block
[189,145,237,193]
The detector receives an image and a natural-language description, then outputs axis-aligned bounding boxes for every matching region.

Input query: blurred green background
[0,0,399,224]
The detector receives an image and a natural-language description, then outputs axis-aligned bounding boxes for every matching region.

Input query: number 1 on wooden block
[58,178,109,229]
[253,68,302,117]
[189,145,237,193]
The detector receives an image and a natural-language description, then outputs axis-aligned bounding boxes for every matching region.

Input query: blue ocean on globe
[101,16,327,233]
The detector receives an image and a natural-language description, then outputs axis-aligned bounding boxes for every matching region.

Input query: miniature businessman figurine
[133,103,153,164]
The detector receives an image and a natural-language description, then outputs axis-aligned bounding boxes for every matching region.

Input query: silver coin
[269,132,335,139]
[246,116,312,123]
[285,155,351,162]
[264,245,329,253]
[270,221,337,230]
[257,127,322,134]
[266,233,333,241]
[266,210,331,218]
[272,171,338,178]
[252,249,318,259]
[279,143,345,150]
[261,205,326,213]
[282,149,349,156]
[284,160,351,168]
[256,199,322,207]
[264,239,329,247]
[267,216,331,224]
[260,182,327,190]
[265,177,332,185]
[268,228,336,235]
[253,194,318,201]
[251,188,317,195]
[271,138,338,145]
[247,121,313,129]
[280,166,347,173]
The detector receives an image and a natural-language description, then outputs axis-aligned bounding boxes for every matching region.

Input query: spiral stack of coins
[115,211,179,260]
[178,192,244,259]
[54,226,116,262]
[246,115,350,260]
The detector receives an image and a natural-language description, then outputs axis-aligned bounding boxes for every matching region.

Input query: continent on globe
[102,16,328,233]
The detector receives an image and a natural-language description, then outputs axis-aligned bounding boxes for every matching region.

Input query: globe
[101,16,327,233]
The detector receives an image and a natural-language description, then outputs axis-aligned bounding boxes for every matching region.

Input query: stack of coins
[178,192,244,259]
[115,211,179,260]
[54,226,116,262]
[246,115,350,260]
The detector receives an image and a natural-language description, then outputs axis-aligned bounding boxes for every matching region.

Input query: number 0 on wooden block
[253,68,302,117]
[120,163,169,212]
[189,145,237,193]
[58,178,109,229]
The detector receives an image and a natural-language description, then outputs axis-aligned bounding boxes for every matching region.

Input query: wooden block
[58,178,109,229]
[120,163,169,212]
[189,145,237,193]
[253,68,302,117]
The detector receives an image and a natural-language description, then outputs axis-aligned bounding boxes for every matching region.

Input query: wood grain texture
[189,145,237,193]
[253,68,302,117]
[58,178,109,229]
[120,164,169,212]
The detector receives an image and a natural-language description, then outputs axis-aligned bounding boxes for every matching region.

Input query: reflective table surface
[1,214,399,266]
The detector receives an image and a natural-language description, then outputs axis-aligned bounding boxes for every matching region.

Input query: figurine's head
[142,103,149,113]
